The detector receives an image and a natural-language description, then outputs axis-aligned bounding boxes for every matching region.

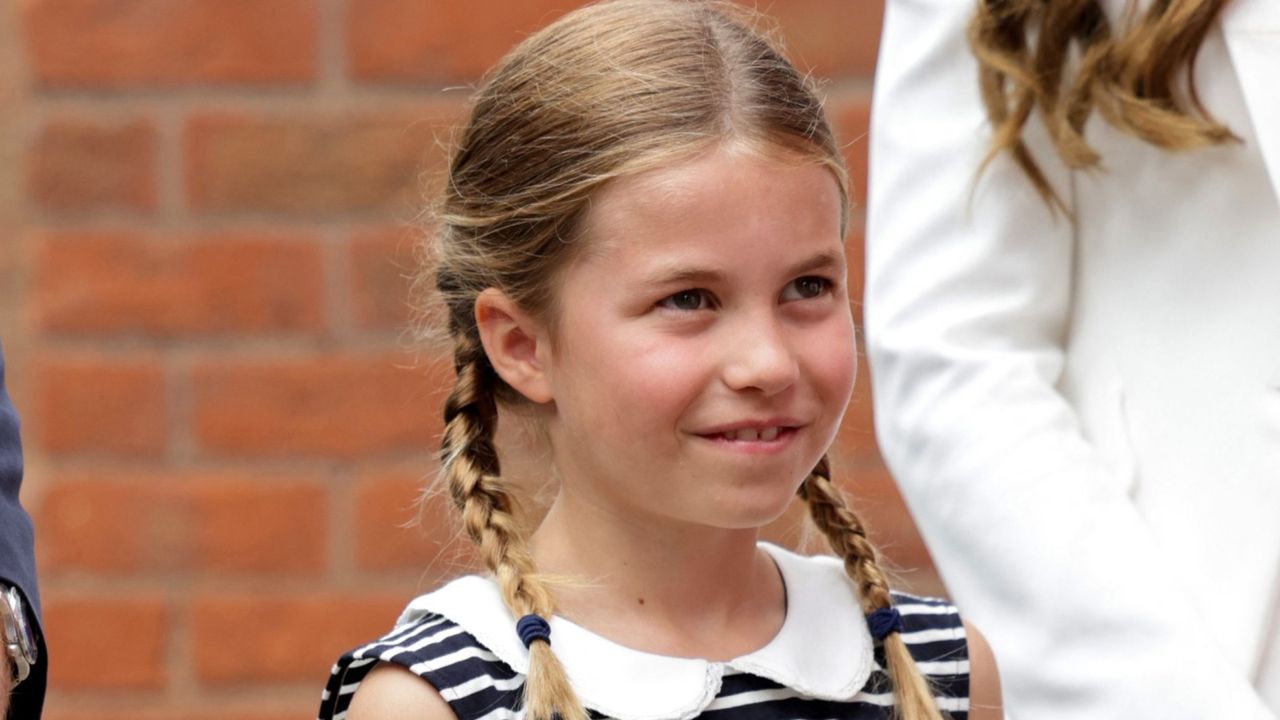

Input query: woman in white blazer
[865,1,1280,718]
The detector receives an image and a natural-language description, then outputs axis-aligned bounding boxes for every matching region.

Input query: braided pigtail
[438,326,588,720]
[800,458,944,720]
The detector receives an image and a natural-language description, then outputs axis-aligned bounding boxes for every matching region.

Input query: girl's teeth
[721,427,782,441]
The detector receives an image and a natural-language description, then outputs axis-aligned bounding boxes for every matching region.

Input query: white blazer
[865,1,1280,718]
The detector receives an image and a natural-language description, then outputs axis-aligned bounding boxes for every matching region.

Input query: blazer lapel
[1221,0,1280,208]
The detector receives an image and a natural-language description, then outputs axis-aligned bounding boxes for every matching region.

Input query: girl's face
[541,145,855,533]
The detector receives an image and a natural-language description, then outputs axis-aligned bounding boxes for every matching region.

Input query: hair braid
[438,330,588,720]
[800,459,945,720]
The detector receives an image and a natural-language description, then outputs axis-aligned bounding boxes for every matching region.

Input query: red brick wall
[3,1,935,718]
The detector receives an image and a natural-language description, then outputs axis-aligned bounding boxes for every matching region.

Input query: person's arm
[963,622,1001,720]
[346,663,458,720]
[1,343,46,719]
[865,2,1274,718]
[1,649,10,719]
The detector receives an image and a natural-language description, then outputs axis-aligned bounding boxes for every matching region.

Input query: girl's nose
[721,318,799,396]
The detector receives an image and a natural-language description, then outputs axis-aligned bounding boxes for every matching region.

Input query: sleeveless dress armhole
[886,591,972,717]
[318,612,527,720]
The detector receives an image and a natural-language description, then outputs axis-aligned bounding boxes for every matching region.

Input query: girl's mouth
[714,426,787,442]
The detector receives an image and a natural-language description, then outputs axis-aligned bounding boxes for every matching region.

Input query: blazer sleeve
[864,2,1274,718]
[0,343,39,620]
[1,343,48,717]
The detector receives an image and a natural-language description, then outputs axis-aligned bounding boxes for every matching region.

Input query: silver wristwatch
[1,584,38,684]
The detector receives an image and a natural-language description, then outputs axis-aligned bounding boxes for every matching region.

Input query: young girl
[318,2,1000,719]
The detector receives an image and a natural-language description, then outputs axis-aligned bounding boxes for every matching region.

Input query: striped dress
[319,544,970,720]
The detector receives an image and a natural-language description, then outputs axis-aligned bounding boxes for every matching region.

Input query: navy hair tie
[867,606,904,641]
[516,614,552,648]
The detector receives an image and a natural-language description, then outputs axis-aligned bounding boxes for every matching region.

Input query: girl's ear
[474,288,554,404]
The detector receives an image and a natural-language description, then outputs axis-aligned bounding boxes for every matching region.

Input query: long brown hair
[971,0,1236,209]
[425,2,942,718]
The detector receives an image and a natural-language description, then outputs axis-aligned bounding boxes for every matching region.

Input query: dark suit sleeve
[0,343,46,717]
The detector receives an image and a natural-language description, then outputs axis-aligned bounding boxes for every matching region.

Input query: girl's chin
[701,488,809,532]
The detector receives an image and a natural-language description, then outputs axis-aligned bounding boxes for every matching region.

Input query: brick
[33,355,166,458]
[345,1,880,84]
[37,471,327,576]
[831,93,871,206]
[22,0,316,88]
[191,593,405,685]
[44,597,168,690]
[353,468,478,576]
[28,119,155,213]
[347,0,586,83]
[191,354,450,458]
[349,228,420,332]
[760,462,940,595]
[757,465,899,560]
[32,231,325,338]
[835,464,938,585]
[350,422,559,573]
[847,226,867,326]
[766,0,884,79]
[185,108,460,217]
[37,477,184,574]
[192,477,327,575]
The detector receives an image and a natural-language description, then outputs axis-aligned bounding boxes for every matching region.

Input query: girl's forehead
[601,141,835,197]
[564,149,847,285]
[579,148,844,253]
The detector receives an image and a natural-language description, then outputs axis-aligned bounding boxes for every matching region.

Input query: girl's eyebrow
[788,249,846,276]
[641,249,845,286]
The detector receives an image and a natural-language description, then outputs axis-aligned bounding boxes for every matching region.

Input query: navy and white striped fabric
[318,591,969,719]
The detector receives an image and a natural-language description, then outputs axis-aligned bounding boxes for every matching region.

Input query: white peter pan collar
[396,543,874,720]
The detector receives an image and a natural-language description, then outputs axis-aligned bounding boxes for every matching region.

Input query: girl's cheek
[624,335,713,394]
[810,319,858,399]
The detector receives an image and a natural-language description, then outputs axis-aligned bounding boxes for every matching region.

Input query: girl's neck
[528,491,786,661]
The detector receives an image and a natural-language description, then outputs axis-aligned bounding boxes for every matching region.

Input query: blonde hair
[425,2,942,718]
[971,0,1236,209]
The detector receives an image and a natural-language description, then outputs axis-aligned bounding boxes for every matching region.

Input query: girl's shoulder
[317,575,527,720]
[764,543,969,643]
[764,544,971,700]
[887,589,970,659]
[884,589,972,704]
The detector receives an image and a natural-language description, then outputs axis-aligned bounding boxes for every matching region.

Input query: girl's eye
[782,276,831,301]
[658,289,713,311]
